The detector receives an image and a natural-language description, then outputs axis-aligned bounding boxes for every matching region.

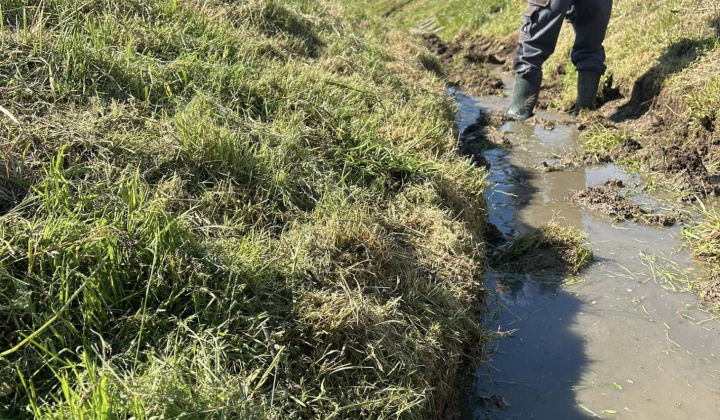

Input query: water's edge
[455,90,720,419]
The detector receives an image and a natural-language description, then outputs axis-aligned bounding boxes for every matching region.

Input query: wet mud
[571,186,678,227]
[696,277,720,303]
[454,86,720,419]
[648,146,720,200]
[419,32,515,96]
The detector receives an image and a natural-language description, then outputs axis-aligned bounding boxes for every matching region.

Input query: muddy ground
[571,186,678,227]
[591,75,720,202]
[419,31,516,96]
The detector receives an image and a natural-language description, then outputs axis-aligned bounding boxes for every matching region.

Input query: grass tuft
[494,222,594,275]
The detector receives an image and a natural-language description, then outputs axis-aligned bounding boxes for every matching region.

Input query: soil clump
[694,277,720,304]
[571,186,677,227]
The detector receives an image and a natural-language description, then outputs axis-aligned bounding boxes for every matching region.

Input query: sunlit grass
[0,0,491,418]
[494,221,594,275]
[357,0,524,38]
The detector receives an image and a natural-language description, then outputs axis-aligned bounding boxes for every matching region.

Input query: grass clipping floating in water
[494,222,594,275]
[0,0,492,418]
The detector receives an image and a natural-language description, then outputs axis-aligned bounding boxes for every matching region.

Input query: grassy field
[0,0,493,418]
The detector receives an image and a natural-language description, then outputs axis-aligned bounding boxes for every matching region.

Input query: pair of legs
[507,0,614,120]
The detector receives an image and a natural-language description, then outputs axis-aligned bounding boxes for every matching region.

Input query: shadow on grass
[0,162,28,217]
[610,37,716,122]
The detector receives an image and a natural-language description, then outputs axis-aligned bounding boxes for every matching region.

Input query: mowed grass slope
[0,0,492,418]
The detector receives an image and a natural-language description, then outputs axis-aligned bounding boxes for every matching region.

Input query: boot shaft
[505,72,543,121]
[576,71,602,110]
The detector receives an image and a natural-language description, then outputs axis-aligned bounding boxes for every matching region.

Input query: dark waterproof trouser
[514,0,613,76]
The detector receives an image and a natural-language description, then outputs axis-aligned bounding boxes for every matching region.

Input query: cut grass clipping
[0,0,492,418]
[494,222,594,275]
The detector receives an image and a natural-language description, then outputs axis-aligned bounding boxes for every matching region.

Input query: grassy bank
[0,0,492,418]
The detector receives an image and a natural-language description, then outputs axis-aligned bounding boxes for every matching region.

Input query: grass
[541,0,720,108]
[683,204,720,299]
[494,222,594,275]
[357,0,523,39]
[578,123,627,160]
[0,0,493,418]
[684,205,720,266]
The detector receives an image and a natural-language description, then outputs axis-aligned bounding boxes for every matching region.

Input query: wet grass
[684,205,720,265]
[639,251,694,293]
[578,123,630,161]
[0,1,492,418]
[494,222,594,275]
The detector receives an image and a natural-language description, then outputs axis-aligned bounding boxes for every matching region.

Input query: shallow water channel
[455,89,720,419]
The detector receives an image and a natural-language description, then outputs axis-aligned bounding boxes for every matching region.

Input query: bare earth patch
[418,31,516,96]
[694,277,720,304]
[649,146,720,200]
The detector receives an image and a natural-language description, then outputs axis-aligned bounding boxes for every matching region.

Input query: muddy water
[454,90,720,419]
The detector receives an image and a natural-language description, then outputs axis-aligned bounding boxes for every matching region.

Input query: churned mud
[571,186,678,227]
[419,32,516,96]
[696,277,720,303]
[648,146,720,200]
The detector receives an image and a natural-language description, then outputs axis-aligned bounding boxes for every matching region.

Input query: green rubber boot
[505,72,542,121]
[576,71,602,111]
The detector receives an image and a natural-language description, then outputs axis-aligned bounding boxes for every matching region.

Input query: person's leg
[571,0,613,110]
[508,0,574,120]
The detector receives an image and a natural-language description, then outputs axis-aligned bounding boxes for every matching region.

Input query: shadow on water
[609,37,716,122]
[473,276,588,419]
[453,90,593,419]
